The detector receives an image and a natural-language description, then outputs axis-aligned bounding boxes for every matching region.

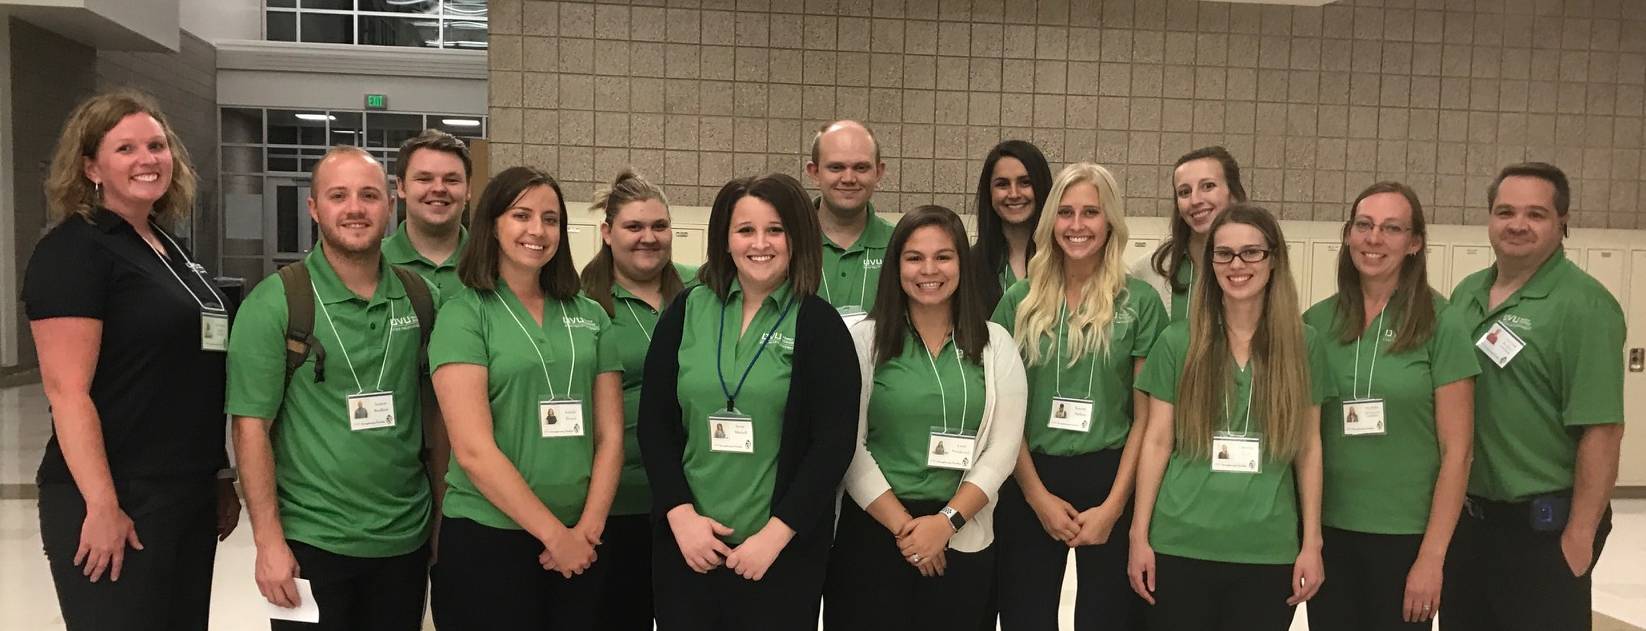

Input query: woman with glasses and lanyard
[824,205,1026,629]
[990,163,1166,630]
[639,174,858,630]
[1303,182,1478,630]
[578,169,696,629]
[1129,205,1332,631]
[428,166,625,629]
[23,90,239,631]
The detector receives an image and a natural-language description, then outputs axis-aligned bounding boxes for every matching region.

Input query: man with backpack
[226,146,444,630]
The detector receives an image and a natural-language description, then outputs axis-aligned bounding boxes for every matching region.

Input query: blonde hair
[46,89,198,226]
[1176,205,1312,461]
[1012,163,1132,368]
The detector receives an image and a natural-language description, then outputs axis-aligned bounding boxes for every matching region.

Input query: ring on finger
[910,553,922,563]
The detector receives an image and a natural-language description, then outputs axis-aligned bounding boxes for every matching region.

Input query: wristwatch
[939,506,965,532]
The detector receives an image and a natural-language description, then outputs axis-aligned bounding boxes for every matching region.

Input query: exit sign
[365,94,387,110]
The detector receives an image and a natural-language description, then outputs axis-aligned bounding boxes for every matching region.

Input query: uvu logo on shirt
[759,332,797,352]
[562,315,601,332]
[862,258,882,270]
[1499,313,1534,332]
[1113,308,1136,325]
[389,313,421,332]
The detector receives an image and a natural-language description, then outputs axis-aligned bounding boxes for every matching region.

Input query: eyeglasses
[1350,219,1412,237]
[1210,248,1271,264]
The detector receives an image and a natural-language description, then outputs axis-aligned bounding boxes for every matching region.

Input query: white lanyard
[622,299,653,343]
[820,256,871,307]
[916,327,970,435]
[315,290,395,395]
[144,225,226,313]
[501,293,577,400]
[1350,306,1388,400]
[1224,363,1255,437]
[1052,303,1100,398]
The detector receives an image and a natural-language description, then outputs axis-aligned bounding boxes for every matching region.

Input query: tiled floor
[1,382,1640,630]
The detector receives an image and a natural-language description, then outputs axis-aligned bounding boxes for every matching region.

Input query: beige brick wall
[487,0,1646,229]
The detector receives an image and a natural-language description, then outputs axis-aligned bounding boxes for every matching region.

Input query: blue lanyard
[716,292,797,411]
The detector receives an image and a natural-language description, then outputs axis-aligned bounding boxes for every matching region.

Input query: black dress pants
[596,513,655,630]
[1440,498,1611,631]
[1147,553,1296,631]
[651,513,832,631]
[823,497,994,629]
[1308,526,1432,631]
[432,516,607,630]
[40,478,219,631]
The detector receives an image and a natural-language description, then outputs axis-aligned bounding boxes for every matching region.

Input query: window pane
[301,0,354,9]
[222,147,264,174]
[221,108,263,144]
[300,12,353,44]
[365,113,424,149]
[360,0,437,14]
[266,148,301,173]
[268,110,332,146]
[330,111,365,146]
[267,11,297,41]
[444,0,488,20]
[442,19,488,49]
[267,0,296,8]
[432,116,484,138]
[358,15,438,47]
[223,175,265,245]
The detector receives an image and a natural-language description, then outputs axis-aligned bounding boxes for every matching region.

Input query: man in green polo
[382,129,470,299]
[806,120,893,317]
[1443,162,1625,631]
[228,146,443,631]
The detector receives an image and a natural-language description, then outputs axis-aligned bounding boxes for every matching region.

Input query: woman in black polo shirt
[21,90,239,631]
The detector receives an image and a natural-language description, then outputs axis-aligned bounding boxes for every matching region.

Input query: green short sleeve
[429,289,490,370]
[1128,278,1168,358]
[990,280,1028,333]
[1560,293,1626,426]
[1137,322,1188,403]
[224,274,291,420]
[1305,325,1335,405]
[590,300,623,374]
[1431,306,1483,388]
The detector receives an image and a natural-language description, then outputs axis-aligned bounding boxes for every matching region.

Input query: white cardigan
[842,318,1027,552]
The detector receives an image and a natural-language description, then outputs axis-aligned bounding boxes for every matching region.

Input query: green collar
[1467,247,1569,313]
[305,244,406,306]
[728,277,794,309]
[819,201,892,252]
[383,222,468,268]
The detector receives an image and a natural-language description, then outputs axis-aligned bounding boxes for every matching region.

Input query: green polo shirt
[677,281,798,544]
[382,222,468,302]
[820,205,893,312]
[1448,248,1626,502]
[225,246,436,558]
[865,329,987,502]
[991,277,1167,456]
[428,284,622,530]
[599,263,698,516]
[1135,321,1333,565]
[1303,295,1481,534]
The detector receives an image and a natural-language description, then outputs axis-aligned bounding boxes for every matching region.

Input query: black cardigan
[638,286,861,539]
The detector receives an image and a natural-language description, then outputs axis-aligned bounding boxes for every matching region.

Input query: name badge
[1047,397,1094,433]
[347,391,396,431]
[837,306,868,327]
[1211,433,1262,474]
[708,409,754,454]
[1475,321,1526,368]
[201,312,229,352]
[539,400,585,438]
[1342,398,1386,436]
[927,429,977,471]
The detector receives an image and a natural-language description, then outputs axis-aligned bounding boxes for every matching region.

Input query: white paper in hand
[264,578,320,623]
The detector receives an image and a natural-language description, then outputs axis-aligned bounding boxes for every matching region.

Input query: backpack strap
[278,262,326,391]
[390,265,437,367]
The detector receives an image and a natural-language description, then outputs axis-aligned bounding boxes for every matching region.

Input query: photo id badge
[539,400,585,438]
[1342,399,1387,436]
[1047,397,1094,433]
[708,409,755,454]
[346,391,396,431]
[201,311,229,352]
[1475,321,1527,368]
[927,429,977,471]
[1210,433,1262,474]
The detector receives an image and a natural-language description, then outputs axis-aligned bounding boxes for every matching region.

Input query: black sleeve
[771,295,862,537]
[639,287,696,518]
[22,222,110,320]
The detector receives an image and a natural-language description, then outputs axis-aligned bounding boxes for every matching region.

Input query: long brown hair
[457,166,581,300]
[1177,205,1311,461]
[700,173,822,300]
[868,206,989,366]
[972,140,1053,305]
[47,89,198,226]
[1330,181,1437,354]
[579,169,686,316]
[1149,146,1246,293]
